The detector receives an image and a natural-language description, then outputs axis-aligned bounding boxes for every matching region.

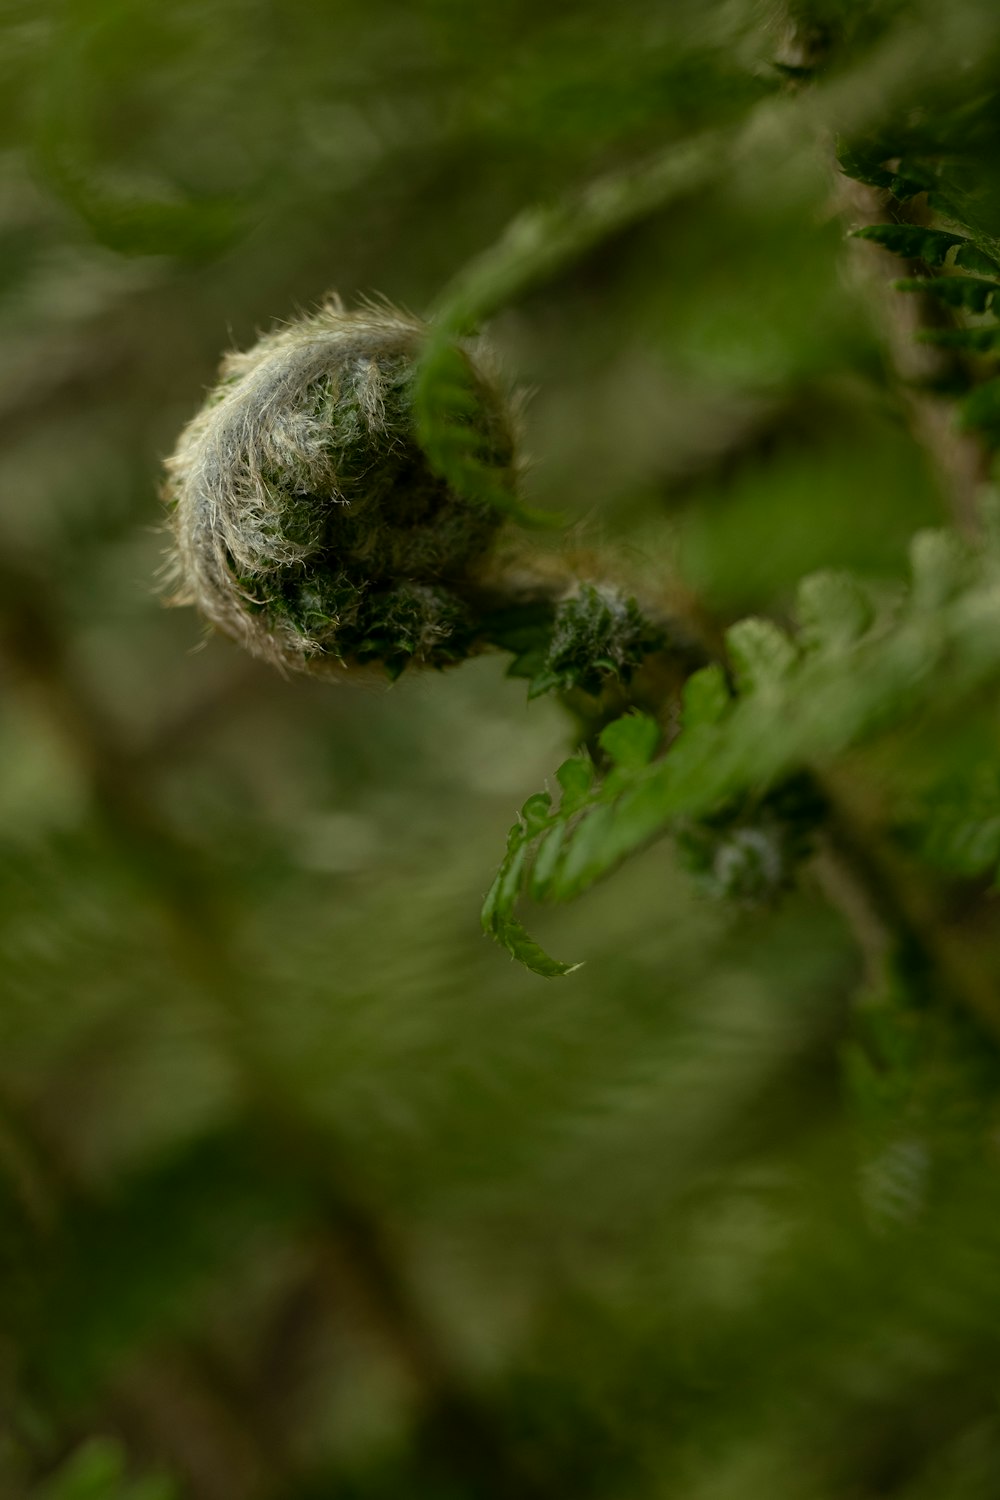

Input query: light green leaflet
[484,533,1000,975]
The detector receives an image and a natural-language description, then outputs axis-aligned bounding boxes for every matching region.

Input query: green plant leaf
[484,537,1000,974]
[481,818,580,975]
[895,276,1000,313]
[556,755,596,808]
[681,665,731,727]
[725,618,797,693]
[836,140,939,201]
[493,912,580,977]
[960,377,1000,444]
[837,139,897,190]
[796,571,875,651]
[917,324,1000,352]
[598,713,659,771]
[909,530,973,609]
[413,341,560,528]
[851,224,999,274]
[521,791,554,834]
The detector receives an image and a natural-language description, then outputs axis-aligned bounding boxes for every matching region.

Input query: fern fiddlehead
[165,300,519,678]
[165,298,678,705]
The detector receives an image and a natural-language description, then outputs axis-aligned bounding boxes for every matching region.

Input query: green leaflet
[410,341,555,529]
[913,764,1000,881]
[724,617,797,694]
[598,712,660,772]
[680,664,730,727]
[894,275,1000,314]
[909,528,974,609]
[849,179,1000,447]
[481,813,578,976]
[960,376,1000,444]
[847,135,1000,473]
[851,224,1000,274]
[917,325,1000,352]
[483,531,1000,975]
[837,141,942,203]
[480,715,659,976]
[796,571,874,651]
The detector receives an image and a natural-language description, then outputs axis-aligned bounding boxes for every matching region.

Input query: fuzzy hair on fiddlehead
[164,300,519,678]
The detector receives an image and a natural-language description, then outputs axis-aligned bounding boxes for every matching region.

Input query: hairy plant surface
[166,303,515,676]
[4,3,1000,1500]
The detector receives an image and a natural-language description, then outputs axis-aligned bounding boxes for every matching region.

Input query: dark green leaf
[917,325,1000,352]
[960,377,1000,443]
[851,225,970,268]
[895,276,1000,313]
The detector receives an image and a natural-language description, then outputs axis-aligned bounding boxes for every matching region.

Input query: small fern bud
[164,300,518,677]
[532,583,666,698]
[676,774,827,907]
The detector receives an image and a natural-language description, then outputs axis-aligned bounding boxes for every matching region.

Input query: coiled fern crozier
[165,300,518,678]
[165,293,672,712]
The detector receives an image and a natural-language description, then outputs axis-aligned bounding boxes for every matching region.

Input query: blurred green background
[3,1,1000,1496]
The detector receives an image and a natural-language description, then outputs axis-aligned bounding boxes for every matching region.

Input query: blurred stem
[428,129,731,334]
[813,770,1000,1036]
[814,792,956,1012]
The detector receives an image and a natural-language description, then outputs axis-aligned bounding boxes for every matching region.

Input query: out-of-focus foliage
[3,2,1000,1498]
